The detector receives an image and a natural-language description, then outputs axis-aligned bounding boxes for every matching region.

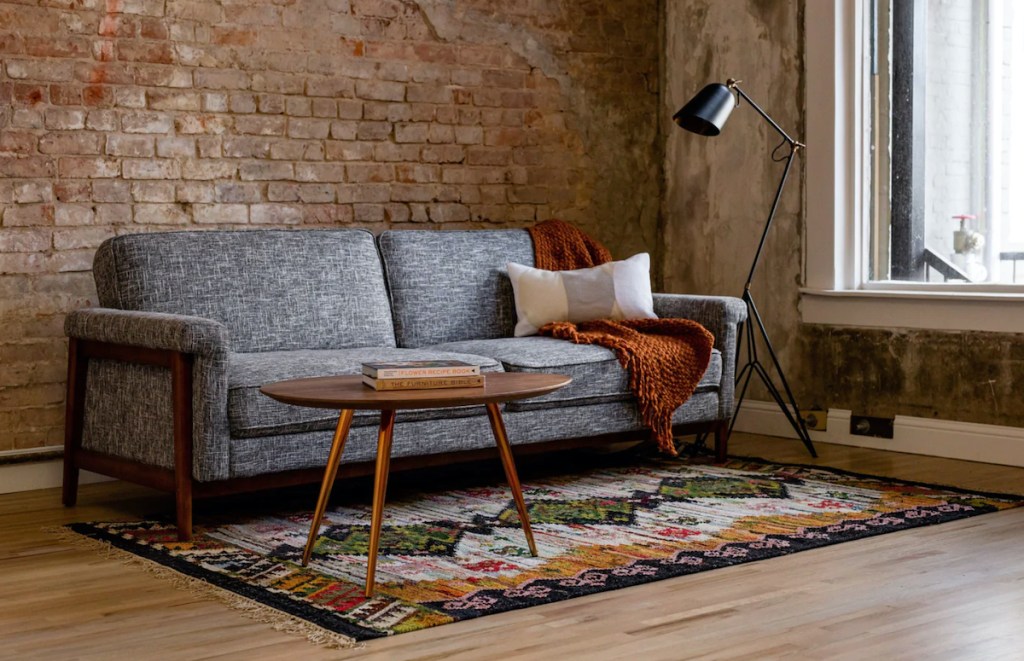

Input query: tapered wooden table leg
[485,403,538,556]
[302,409,354,566]
[365,409,396,597]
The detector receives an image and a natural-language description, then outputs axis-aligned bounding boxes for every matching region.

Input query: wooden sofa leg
[171,353,195,541]
[62,338,87,507]
[714,421,729,463]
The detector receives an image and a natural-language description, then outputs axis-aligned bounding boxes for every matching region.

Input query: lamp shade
[673,83,735,136]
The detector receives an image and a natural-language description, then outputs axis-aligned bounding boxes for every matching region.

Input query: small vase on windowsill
[951,214,987,281]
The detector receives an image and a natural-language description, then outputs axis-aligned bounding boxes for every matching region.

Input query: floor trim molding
[0,448,112,495]
[733,400,1024,467]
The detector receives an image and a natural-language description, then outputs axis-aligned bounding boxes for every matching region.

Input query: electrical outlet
[849,415,894,439]
[801,409,827,432]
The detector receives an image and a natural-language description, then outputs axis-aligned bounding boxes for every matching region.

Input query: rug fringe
[46,526,364,651]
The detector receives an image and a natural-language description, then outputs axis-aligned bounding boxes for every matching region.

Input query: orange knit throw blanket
[527,220,714,455]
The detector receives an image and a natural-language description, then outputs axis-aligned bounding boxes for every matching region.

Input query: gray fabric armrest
[653,294,747,350]
[653,293,747,420]
[66,307,231,482]
[65,308,229,357]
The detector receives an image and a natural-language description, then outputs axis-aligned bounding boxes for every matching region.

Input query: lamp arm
[728,80,803,148]
[742,140,798,291]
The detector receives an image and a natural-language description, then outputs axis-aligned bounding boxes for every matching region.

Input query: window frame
[801,0,1024,333]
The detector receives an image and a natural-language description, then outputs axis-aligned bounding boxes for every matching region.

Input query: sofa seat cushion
[228,348,503,439]
[427,337,722,412]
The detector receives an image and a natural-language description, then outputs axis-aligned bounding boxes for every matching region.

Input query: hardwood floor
[2,433,1024,660]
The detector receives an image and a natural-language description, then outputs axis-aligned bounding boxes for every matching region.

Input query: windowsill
[800,287,1024,333]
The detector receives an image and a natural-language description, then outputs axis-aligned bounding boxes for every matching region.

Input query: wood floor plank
[2,433,1023,660]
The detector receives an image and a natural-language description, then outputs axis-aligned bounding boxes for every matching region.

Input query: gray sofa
[62,229,747,538]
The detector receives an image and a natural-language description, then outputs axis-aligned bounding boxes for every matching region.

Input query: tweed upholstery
[228,392,720,478]
[67,308,230,481]
[228,348,502,438]
[93,229,395,353]
[67,228,745,485]
[428,337,721,411]
[378,230,534,347]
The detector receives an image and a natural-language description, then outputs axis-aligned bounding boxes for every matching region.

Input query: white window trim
[802,0,1024,334]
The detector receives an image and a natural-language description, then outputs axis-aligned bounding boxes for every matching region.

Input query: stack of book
[361,360,483,391]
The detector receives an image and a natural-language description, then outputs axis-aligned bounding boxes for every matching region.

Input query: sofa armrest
[64,308,231,482]
[653,294,747,351]
[653,293,747,420]
[65,308,229,357]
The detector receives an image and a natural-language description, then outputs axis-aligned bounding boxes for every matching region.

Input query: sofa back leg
[714,421,730,463]
[171,353,195,541]
[63,338,88,507]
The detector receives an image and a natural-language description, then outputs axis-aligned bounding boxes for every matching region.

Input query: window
[870,0,1024,285]
[801,0,1024,333]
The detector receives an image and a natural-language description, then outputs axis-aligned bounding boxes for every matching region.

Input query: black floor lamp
[673,78,816,458]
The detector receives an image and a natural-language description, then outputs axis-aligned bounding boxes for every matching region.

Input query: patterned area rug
[67,457,1022,645]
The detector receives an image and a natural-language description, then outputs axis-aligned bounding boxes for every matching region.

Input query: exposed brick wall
[0,0,659,454]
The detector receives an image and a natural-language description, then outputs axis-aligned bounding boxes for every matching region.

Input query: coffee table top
[260,372,572,410]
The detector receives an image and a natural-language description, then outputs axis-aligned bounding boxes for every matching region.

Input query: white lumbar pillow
[506,253,657,337]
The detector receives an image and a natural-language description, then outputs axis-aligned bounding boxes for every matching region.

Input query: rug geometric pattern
[67,458,1023,641]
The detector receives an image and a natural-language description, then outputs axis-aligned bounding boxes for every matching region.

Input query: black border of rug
[65,457,1024,642]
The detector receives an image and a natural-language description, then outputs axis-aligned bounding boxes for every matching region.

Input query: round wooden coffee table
[260,372,571,596]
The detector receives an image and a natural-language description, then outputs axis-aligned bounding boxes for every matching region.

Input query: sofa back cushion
[378,230,534,347]
[93,229,396,352]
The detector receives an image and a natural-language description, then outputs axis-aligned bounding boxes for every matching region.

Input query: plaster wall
[664,0,1024,429]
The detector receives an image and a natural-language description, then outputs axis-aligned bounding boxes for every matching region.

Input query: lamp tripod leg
[745,293,817,457]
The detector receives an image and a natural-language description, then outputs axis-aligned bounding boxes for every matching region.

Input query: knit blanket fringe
[527,220,714,455]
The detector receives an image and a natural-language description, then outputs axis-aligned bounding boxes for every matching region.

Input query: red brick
[181,159,236,180]
[356,121,391,141]
[325,141,374,161]
[175,182,214,203]
[6,59,75,82]
[95,203,133,224]
[222,136,272,159]
[288,118,331,139]
[233,115,287,136]
[250,204,302,224]
[148,89,201,111]
[373,143,422,162]
[48,84,82,105]
[53,227,115,250]
[92,181,131,203]
[54,204,96,226]
[134,203,189,224]
[0,228,51,253]
[122,111,173,133]
[355,79,404,102]
[58,157,119,178]
[156,136,195,158]
[295,163,345,183]
[239,161,294,181]
[12,182,53,204]
[193,204,248,224]
[39,133,103,155]
[2,204,55,227]
[346,163,394,183]
[395,164,440,183]
[44,108,86,130]
[118,40,174,64]
[336,183,390,203]
[0,132,37,155]
[105,134,155,157]
[132,181,176,202]
[54,181,92,202]
[123,158,179,180]
[215,183,261,203]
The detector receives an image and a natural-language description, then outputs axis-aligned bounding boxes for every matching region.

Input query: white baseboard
[733,400,1024,467]
[0,447,113,495]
